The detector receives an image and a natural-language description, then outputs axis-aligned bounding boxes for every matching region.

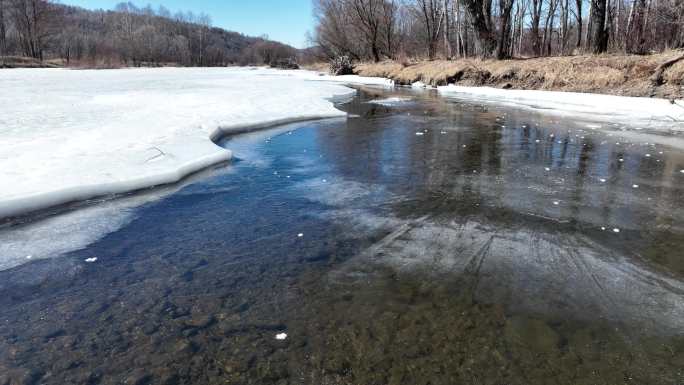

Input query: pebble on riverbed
[275,333,287,340]
[85,257,97,263]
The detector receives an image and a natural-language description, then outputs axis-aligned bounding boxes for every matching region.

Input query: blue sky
[63,0,315,48]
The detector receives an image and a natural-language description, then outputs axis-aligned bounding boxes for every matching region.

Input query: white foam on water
[275,333,287,340]
[367,97,412,106]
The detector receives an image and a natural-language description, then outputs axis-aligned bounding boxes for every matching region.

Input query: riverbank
[307,51,684,99]
[0,56,64,68]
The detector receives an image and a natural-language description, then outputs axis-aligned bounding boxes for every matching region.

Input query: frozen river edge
[0,68,391,220]
[1,66,682,221]
[0,115,343,220]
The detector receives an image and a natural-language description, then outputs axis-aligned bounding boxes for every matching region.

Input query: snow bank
[0,67,388,220]
[438,85,684,128]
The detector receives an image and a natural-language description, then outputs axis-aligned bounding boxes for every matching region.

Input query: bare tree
[314,0,364,60]
[574,0,582,48]
[542,0,558,55]
[382,0,397,58]
[348,0,384,62]
[626,0,647,53]
[460,0,497,56]
[530,0,543,55]
[416,0,445,59]
[8,0,53,60]
[588,0,609,52]
[196,13,211,66]
[0,0,6,59]
[558,0,569,53]
[495,0,515,58]
[443,0,452,58]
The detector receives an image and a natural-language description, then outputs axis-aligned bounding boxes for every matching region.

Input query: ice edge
[0,112,351,221]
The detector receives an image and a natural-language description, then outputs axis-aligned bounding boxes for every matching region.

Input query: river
[0,86,682,384]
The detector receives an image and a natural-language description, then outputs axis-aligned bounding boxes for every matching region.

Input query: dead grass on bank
[311,51,684,99]
[0,56,64,68]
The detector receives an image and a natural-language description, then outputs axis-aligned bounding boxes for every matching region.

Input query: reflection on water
[0,88,683,384]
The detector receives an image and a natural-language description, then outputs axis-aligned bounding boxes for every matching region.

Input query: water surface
[1,88,683,385]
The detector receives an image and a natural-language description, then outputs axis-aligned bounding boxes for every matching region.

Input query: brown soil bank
[349,51,684,99]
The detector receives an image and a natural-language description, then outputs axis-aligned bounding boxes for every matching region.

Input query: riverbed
[0,87,683,384]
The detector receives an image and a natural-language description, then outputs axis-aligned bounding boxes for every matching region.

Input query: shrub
[269,58,300,69]
[329,55,354,75]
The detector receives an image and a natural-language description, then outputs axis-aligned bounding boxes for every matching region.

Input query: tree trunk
[444,0,452,58]
[542,0,557,56]
[0,0,6,59]
[575,0,582,48]
[589,0,609,53]
[560,0,569,53]
[461,0,497,57]
[495,0,514,59]
[531,0,543,55]
[627,0,647,53]
[371,37,380,62]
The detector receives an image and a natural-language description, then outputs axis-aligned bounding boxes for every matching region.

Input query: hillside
[0,2,297,68]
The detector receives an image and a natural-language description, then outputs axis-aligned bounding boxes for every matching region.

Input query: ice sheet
[0,67,389,219]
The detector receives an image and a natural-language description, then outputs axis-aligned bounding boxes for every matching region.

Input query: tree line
[0,0,297,67]
[312,0,684,61]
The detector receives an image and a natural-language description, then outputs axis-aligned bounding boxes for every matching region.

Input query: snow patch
[438,85,684,128]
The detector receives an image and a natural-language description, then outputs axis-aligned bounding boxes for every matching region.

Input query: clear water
[0,87,683,385]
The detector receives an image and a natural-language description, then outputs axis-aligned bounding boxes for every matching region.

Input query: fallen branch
[650,53,684,87]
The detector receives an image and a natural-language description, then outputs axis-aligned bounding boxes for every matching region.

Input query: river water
[0,87,683,384]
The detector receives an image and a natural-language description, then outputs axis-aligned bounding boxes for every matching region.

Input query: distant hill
[0,1,299,68]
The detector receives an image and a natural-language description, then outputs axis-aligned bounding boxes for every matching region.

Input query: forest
[2,0,683,68]
[312,0,684,60]
[0,0,297,67]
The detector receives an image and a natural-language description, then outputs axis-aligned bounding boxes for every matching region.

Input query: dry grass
[0,56,64,68]
[312,51,684,98]
[301,62,330,73]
